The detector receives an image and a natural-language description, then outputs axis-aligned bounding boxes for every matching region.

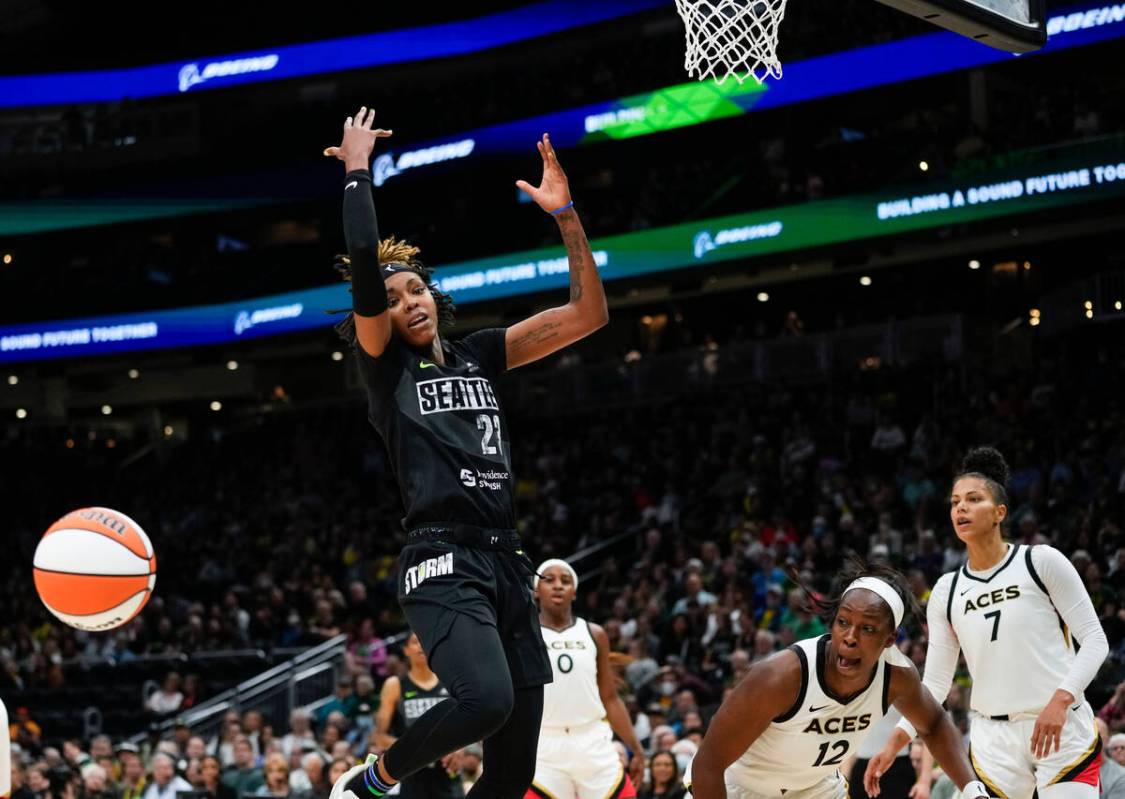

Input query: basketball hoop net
[674,0,788,85]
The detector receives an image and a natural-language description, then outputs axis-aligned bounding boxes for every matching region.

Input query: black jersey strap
[773,644,809,722]
[1024,545,1048,594]
[946,570,960,627]
[1025,544,1077,650]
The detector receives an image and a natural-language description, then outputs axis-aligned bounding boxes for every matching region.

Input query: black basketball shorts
[396,526,553,689]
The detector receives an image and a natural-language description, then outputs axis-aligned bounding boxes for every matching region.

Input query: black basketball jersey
[395,672,450,730]
[355,328,515,531]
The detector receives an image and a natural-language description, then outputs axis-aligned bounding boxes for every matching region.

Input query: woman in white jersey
[688,558,990,799]
[865,447,1109,799]
[526,559,646,799]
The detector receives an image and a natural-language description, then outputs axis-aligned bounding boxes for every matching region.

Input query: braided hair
[331,237,456,345]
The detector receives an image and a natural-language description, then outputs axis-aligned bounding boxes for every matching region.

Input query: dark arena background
[1,1,1124,798]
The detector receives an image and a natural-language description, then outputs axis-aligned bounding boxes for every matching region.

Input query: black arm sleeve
[343,169,388,317]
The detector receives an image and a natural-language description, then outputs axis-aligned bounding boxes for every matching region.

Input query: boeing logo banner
[366,1,1125,185]
[0,0,665,109]
[2,137,1123,363]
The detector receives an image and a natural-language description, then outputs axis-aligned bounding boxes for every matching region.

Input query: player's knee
[461,672,514,736]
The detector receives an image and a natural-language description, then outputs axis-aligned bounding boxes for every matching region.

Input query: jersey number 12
[811,740,849,767]
[477,414,502,455]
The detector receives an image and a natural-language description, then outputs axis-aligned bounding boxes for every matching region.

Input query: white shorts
[683,760,847,799]
[529,721,628,799]
[968,702,1101,799]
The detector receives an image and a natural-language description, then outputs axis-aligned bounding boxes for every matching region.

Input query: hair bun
[960,446,1010,487]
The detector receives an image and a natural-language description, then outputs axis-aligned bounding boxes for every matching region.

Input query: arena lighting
[757,292,770,302]
[6,374,16,385]
[641,316,654,326]
[163,425,174,436]
[210,401,222,411]
[127,368,140,379]
[15,408,27,419]
[331,351,344,362]
[1030,308,1041,317]
[968,259,981,270]
[1084,300,1093,309]
[2,254,11,265]
[101,405,113,415]
[1029,317,1041,326]
[919,161,930,172]
[226,360,239,371]
[859,276,873,286]
[66,438,75,448]
[106,439,116,449]
[1086,309,1095,319]
[1116,301,1123,311]
[1024,261,1032,270]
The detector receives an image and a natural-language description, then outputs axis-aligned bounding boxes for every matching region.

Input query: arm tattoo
[509,320,562,354]
[557,213,594,305]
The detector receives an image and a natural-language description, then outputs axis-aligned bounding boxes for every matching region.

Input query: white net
[674,0,788,85]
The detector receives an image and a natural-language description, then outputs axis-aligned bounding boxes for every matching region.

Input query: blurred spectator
[1097,721,1125,798]
[460,744,484,795]
[280,711,316,759]
[639,750,686,799]
[316,678,355,726]
[142,754,191,799]
[117,745,146,799]
[1101,681,1125,733]
[9,707,42,751]
[199,755,236,799]
[255,753,295,798]
[146,673,184,716]
[221,737,264,795]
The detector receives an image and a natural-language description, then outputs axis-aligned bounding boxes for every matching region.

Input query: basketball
[32,507,157,632]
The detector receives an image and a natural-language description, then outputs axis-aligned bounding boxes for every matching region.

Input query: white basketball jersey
[941,544,1078,717]
[541,617,606,730]
[727,635,892,795]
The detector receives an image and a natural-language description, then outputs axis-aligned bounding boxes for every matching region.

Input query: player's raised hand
[323,107,392,171]
[515,133,572,215]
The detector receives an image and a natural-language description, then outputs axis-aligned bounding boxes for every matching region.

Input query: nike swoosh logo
[404,691,417,698]
[960,588,972,596]
[808,705,831,712]
[419,361,436,369]
[346,181,358,190]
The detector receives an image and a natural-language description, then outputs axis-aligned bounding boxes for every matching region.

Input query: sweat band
[534,558,579,589]
[843,577,905,629]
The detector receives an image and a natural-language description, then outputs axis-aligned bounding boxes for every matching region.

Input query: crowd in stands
[3,322,1124,796]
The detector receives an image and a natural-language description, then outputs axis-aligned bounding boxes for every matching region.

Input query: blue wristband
[550,201,574,215]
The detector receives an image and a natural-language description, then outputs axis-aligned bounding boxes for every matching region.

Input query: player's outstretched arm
[505,133,609,370]
[590,623,646,786]
[325,107,394,359]
[374,674,401,750]
[688,651,801,799]
[884,665,988,799]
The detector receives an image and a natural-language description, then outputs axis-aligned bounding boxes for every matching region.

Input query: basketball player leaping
[324,108,608,799]
[527,559,646,799]
[687,558,992,799]
[374,632,463,799]
[865,447,1109,799]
